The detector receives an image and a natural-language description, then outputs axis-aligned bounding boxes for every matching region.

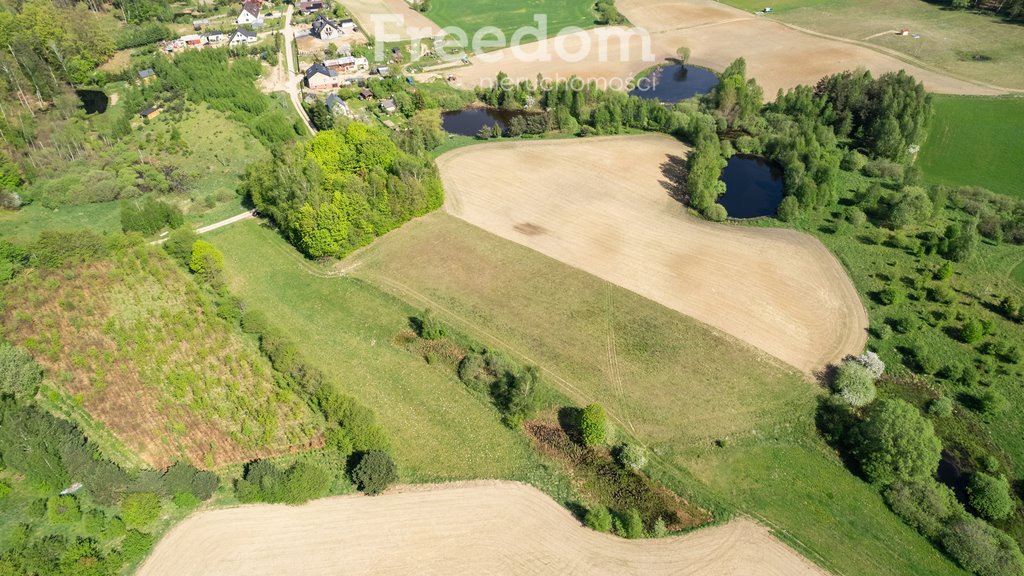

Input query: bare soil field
[445,0,1003,96]
[343,0,443,40]
[137,481,828,576]
[438,135,867,373]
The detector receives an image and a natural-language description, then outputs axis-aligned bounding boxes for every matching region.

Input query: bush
[926,397,954,418]
[31,230,108,268]
[617,443,647,471]
[968,472,1015,521]
[120,530,154,563]
[579,404,607,446]
[833,361,877,408]
[618,508,645,539]
[848,351,886,378]
[163,228,199,268]
[879,285,904,305]
[235,460,332,504]
[584,505,613,533]
[416,309,446,340]
[120,492,162,530]
[971,389,1010,420]
[884,480,964,540]
[189,240,224,277]
[0,342,43,400]
[703,203,728,222]
[120,197,184,235]
[855,399,942,485]
[46,495,81,524]
[961,318,984,344]
[777,195,800,222]
[352,451,397,496]
[941,516,1024,576]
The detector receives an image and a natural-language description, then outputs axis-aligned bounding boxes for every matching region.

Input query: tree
[617,443,647,471]
[352,451,397,496]
[833,361,877,408]
[163,228,199,268]
[188,240,224,277]
[120,492,161,530]
[777,195,800,222]
[884,480,964,540]
[960,318,984,344]
[619,508,645,539]
[579,404,607,446]
[0,342,43,401]
[584,505,613,532]
[890,187,933,229]
[941,516,1024,576]
[855,399,942,485]
[967,472,1014,521]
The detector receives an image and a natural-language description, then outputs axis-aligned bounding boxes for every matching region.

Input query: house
[138,69,156,84]
[323,55,368,73]
[339,19,356,31]
[325,94,349,116]
[236,1,263,25]
[358,88,374,100]
[297,0,324,14]
[139,106,161,120]
[303,62,339,90]
[372,66,390,76]
[311,15,341,40]
[229,28,258,47]
[181,34,205,47]
[205,31,226,43]
[380,98,397,114]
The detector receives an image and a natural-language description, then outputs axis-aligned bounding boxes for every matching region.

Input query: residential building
[304,62,339,90]
[236,1,262,25]
[311,15,341,40]
[229,28,259,47]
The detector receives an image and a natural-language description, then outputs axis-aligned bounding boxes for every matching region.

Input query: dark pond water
[76,90,109,114]
[630,64,719,103]
[441,107,534,136]
[717,155,784,219]
[936,451,970,505]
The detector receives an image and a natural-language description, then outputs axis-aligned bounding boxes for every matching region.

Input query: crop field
[426,0,597,44]
[348,210,961,575]
[717,0,1024,90]
[138,482,827,576]
[205,221,567,489]
[435,134,866,373]
[342,0,443,40]
[917,95,1024,198]
[0,247,320,468]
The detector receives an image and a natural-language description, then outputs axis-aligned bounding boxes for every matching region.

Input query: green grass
[917,95,1024,199]
[346,211,962,576]
[1013,259,1024,285]
[719,0,1024,89]
[206,220,569,494]
[426,0,598,47]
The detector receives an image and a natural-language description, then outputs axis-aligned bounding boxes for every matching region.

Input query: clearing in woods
[0,248,321,468]
[137,481,827,576]
[435,134,866,374]
[916,95,1024,199]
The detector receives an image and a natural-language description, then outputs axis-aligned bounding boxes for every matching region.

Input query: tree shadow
[660,154,689,205]
[557,406,583,444]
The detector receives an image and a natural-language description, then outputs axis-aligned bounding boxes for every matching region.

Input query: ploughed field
[436,134,867,373]
[137,481,828,576]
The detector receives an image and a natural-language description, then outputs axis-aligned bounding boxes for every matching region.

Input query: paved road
[150,210,255,245]
[282,4,317,135]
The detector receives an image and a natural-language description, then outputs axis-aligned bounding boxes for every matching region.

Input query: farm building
[324,55,369,73]
[236,1,263,25]
[181,34,205,47]
[205,31,226,43]
[311,15,343,39]
[139,106,161,120]
[304,62,340,90]
[358,88,374,99]
[380,98,397,114]
[229,28,258,47]
[297,0,324,14]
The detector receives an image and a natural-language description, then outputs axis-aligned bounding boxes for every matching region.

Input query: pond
[630,64,719,103]
[441,107,535,137]
[716,155,784,219]
[76,90,109,114]
[936,451,970,505]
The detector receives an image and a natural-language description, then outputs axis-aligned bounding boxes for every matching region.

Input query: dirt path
[437,135,867,374]
[262,5,315,135]
[444,0,1002,96]
[137,481,829,576]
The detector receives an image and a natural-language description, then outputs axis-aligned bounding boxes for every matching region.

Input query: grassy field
[917,95,1024,198]
[0,247,320,468]
[719,0,1024,89]
[344,212,961,575]
[206,220,570,494]
[1014,259,1024,285]
[426,0,598,46]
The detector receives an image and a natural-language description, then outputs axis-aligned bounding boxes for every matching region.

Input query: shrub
[618,508,645,539]
[832,362,877,408]
[848,351,886,378]
[968,472,1014,521]
[884,480,964,540]
[189,240,224,277]
[0,342,43,400]
[162,228,199,268]
[777,195,800,222]
[617,443,647,471]
[416,309,446,340]
[652,517,669,537]
[584,505,613,533]
[704,203,728,222]
[31,230,108,268]
[235,460,332,504]
[855,399,942,485]
[941,516,1024,576]
[960,318,984,344]
[46,495,81,524]
[928,284,956,305]
[926,397,954,418]
[579,404,607,446]
[971,390,1010,420]
[935,261,954,281]
[879,285,904,305]
[846,207,867,227]
[172,492,200,509]
[120,197,184,235]
[120,492,162,530]
[120,530,154,563]
[352,451,397,496]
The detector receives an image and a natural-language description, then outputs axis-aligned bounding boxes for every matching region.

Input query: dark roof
[326,94,345,108]
[140,106,158,116]
[240,1,261,15]
[311,15,338,35]
[304,62,336,79]
[138,69,155,78]
[359,88,374,97]
[233,27,257,38]
[381,98,397,109]
[298,0,324,8]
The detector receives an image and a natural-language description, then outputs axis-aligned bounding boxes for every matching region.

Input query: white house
[229,28,258,47]
[236,1,263,25]
[205,31,226,43]
[311,15,341,40]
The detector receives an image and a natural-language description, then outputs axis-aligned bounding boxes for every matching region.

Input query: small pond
[441,107,535,137]
[630,64,719,103]
[716,155,784,219]
[936,451,970,505]
[76,90,109,114]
